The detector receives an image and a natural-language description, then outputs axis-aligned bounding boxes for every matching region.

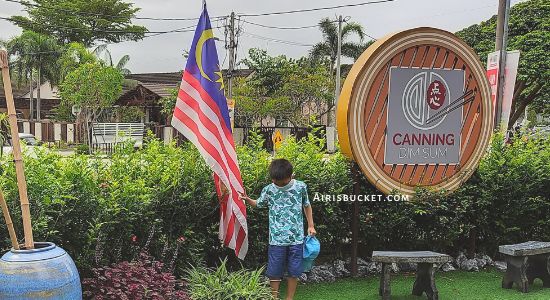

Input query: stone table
[499,241,550,293]
[372,251,450,300]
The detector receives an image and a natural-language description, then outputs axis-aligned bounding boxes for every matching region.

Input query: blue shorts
[267,244,303,279]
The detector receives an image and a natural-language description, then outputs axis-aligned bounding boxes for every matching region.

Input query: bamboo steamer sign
[337,28,493,196]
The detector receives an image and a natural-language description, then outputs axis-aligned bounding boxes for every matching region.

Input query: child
[241,158,316,300]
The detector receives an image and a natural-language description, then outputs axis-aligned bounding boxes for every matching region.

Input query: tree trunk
[507,83,543,129]
[36,67,41,121]
[82,110,92,153]
[327,59,336,126]
[29,69,34,120]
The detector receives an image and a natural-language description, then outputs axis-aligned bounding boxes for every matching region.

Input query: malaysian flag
[171,4,248,259]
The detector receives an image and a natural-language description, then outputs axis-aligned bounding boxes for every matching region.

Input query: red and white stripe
[172,71,248,259]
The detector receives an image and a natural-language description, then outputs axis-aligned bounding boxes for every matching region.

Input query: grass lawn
[281,269,550,300]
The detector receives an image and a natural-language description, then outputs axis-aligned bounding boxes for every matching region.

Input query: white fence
[91,123,145,148]
[18,121,75,144]
[17,120,336,153]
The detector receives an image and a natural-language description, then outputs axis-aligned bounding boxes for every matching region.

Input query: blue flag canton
[186,7,231,130]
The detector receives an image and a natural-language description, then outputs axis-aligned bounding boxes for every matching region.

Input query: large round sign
[337,27,493,196]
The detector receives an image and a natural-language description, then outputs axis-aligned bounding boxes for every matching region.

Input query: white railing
[91,123,145,148]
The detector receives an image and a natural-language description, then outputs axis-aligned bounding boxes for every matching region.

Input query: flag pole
[0,50,34,249]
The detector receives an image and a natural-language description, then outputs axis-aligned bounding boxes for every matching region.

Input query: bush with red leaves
[82,252,189,300]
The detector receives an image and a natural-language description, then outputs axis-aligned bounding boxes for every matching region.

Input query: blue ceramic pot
[0,242,82,299]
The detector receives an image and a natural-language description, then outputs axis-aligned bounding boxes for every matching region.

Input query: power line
[0,16,204,35]
[241,19,323,30]
[242,18,377,40]
[3,25,225,57]
[2,0,227,22]
[7,49,63,55]
[3,0,382,41]
[145,26,223,38]
[237,0,395,17]
[142,25,198,36]
[364,32,377,40]
[241,31,313,47]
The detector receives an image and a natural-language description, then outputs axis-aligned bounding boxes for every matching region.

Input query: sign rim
[336,27,493,196]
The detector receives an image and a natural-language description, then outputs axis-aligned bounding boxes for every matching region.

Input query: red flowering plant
[83,252,189,300]
[83,229,189,300]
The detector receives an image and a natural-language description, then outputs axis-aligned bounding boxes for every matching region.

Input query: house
[20,82,61,120]
[121,70,254,125]
[0,82,28,118]
[1,69,254,124]
[118,72,183,125]
[0,80,64,120]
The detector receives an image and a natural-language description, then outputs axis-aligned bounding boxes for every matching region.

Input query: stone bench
[372,251,450,300]
[499,241,550,293]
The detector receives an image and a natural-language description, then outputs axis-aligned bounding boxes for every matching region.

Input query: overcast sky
[0,0,524,74]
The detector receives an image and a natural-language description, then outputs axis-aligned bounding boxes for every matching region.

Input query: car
[1,133,40,156]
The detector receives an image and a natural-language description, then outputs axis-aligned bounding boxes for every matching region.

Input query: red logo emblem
[427,80,446,110]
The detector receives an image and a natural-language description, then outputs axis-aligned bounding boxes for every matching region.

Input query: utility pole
[227,12,237,128]
[36,66,41,121]
[227,12,236,100]
[494,0,510,130]
[350,162,360,277]
[332,15,343,127]
[29,70,34,120]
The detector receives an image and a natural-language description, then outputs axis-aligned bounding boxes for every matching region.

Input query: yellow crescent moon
[195,29,214,82]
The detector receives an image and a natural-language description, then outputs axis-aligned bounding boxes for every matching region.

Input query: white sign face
[500,50,520,129]
[486,50,521,130]
[385,67,465,165]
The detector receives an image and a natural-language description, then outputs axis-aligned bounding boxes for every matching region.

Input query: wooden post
[350,161,360,276]
[0,50,34,249]
[0,190,19,250]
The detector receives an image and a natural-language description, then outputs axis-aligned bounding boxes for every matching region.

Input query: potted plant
[0,50,82,299]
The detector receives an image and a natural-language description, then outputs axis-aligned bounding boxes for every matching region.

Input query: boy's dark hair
[269,159,293,181]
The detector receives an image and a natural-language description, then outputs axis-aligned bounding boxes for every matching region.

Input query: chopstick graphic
[426,89,475,125]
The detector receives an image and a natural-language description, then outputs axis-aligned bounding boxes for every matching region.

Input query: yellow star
[215,67,225,92]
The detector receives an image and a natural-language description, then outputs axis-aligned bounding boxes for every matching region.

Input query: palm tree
[310,18,368,77]
[93,44,131,75]
[8,31,61,120]
[310,18,370,125]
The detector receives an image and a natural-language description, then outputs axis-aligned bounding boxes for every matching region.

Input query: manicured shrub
[0,130,547,277]
[359,133,550,257]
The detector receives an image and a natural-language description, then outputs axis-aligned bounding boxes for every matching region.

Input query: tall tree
[310,18,371,125]
[10,0,147,47]
[7,31,62,120]
[59,63,123,147]
[93,44,131,75]
[310,18,367,76]
[236,49,333,127]
[57,42,98,81]
[456,0,549,129]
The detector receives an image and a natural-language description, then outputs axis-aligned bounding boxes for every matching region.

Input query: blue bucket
[0,242,82,300]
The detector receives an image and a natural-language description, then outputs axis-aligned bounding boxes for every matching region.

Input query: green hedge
[358,133,550,257]
[0,132,548,276]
